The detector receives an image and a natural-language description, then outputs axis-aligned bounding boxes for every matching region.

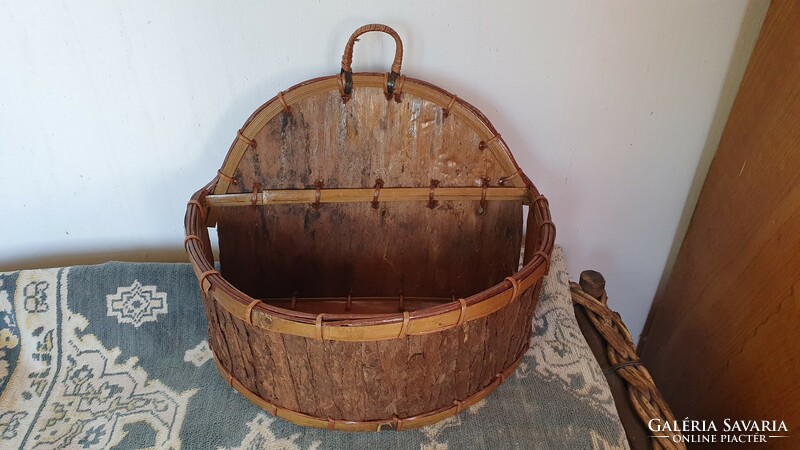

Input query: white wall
[0,0,754,340]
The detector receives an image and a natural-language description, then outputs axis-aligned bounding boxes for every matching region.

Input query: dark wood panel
[216,85,522,301]
[218,201,521,299]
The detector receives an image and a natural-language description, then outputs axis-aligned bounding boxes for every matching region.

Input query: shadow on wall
[640,0,770,347]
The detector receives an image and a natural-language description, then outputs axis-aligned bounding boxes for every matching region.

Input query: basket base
[211,344,528,432]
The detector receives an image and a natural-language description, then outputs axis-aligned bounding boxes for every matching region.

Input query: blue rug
[0,246,628,449]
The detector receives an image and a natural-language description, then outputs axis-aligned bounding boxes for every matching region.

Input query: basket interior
[211,85,527,315]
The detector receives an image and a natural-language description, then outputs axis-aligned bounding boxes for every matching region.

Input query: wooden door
[639,0,800,446]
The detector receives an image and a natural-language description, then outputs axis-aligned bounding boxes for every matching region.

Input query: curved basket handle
[341,24,403,73]
[339,24,404,101]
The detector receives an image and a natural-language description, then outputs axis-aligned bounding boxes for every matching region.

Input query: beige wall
[0,0,765,341]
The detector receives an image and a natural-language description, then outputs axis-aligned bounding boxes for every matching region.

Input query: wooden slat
[205,186,529,207]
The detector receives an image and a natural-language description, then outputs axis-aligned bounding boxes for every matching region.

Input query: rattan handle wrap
[341,24,403,74]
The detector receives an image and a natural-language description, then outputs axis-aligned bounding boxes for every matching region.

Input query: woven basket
[184,24,555,431]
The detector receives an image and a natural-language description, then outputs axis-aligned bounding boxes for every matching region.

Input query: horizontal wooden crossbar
[205,186,530,207]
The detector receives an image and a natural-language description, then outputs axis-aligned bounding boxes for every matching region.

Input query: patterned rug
[0,246,629,449]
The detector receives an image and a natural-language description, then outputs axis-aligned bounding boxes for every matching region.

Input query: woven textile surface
[0,246,628,449]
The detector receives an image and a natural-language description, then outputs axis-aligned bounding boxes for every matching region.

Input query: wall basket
[184,24,555,431]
